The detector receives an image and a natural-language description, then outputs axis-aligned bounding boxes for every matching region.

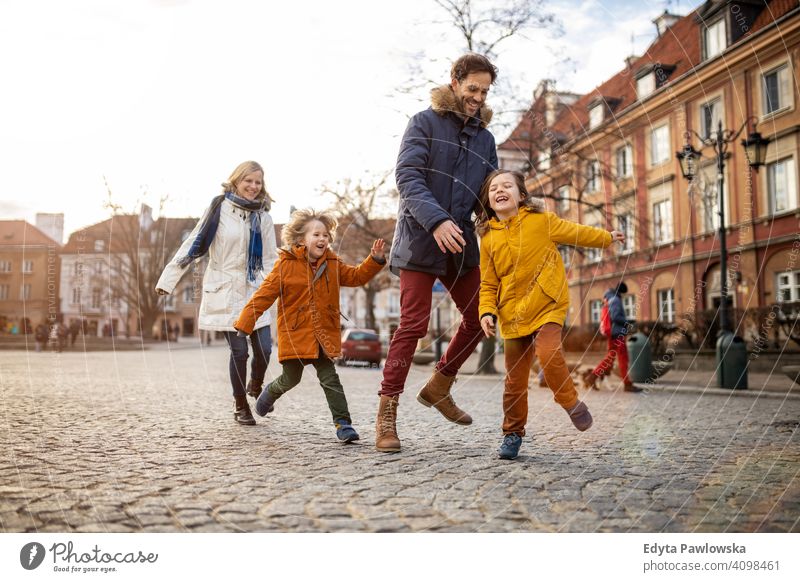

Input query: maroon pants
[593,336,630,383]
[380,267,483,396]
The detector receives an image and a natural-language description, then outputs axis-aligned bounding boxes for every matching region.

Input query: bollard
[626,332,653,383]
[716,332,749,389]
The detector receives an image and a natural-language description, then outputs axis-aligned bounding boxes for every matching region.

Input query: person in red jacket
[583,282,642,392]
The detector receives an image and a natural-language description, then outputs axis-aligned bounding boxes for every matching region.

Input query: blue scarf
[178,192,265,282]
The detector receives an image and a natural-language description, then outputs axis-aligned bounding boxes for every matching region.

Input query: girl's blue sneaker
[335,419,360,443]
[498,433,522,459]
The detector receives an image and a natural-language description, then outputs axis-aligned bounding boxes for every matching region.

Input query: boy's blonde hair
[281,208,338,247]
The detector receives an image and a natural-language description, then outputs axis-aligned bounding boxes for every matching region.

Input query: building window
[616,144,633,178]
[559,246,572,268]
[22,260,33,274]
[653,198,673,245]
[91,288,102,309]
[183,285,195,304]
[700,98,722,139]
[388,292,400,316]
[584,209,602,263]
[618,212,634,254]
[557,185,570,214]
[587,161,601,192]
[164,294,175,309]
[0,284,9,300]
[650,124,670,166]
[74,262,83,276]
[537,151,550,171]
[94,239,105,252]
[21,284,31,300]
[763,64,791,115]
[0,261,11,273]
[623,295,636,320]
[657,289,675,322]
[703,18,726,60]
[95,260,104,274]
[590,299,603,323]
[72,287,81,305]
[589,104,604,129]
[636,73,655,99]
[767,158,798,214]
[777,270,800,303]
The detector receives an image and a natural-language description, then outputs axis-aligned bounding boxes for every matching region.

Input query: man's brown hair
[450,53,498,83]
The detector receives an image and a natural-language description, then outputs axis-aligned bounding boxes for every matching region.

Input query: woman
[156,160,278,426]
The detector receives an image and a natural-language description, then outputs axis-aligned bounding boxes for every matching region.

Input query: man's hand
[480,315,496,338]
[432,220,466,253]
[371,239,386,260]
[155,288,168,296]
[610,230,625,244]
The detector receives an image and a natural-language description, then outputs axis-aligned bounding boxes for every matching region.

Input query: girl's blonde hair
[222,160,274,209]
[474,169,544,235]
[281,208,338,247]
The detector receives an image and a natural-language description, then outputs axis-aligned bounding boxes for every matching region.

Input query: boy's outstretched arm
[338,239,386,287]
[234,260,282,334]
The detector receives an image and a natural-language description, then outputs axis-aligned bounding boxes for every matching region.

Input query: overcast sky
[0,0,704,240]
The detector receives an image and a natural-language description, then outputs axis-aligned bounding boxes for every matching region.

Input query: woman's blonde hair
[281,208,338,247]
[474,169,544,235]
[222,160,274,209]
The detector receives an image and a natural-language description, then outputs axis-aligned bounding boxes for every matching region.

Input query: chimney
[625,55,640,69]
[653,10,680,37]
[35,213,64,244]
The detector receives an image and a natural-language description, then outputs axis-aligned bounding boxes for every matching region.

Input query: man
[375,53,499,452]
[583,282,642,392]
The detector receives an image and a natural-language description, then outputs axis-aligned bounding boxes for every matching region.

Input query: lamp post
[676,117,769,387]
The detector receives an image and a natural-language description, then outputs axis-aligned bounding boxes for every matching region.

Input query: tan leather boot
[582,369,600,391]
[375,395,401,452]
[416,370,472,425]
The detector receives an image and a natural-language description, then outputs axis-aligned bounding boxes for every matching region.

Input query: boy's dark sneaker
[498,433,522,460]
[255,386,277,417]
[335,419,360,443]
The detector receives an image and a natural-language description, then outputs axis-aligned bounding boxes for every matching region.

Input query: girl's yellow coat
[479,208,612,339]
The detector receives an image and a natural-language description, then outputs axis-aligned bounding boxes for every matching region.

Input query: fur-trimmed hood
[430,85,493,128]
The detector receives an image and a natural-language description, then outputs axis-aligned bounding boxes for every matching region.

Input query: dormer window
[589,103,604,129]
[538,151,550,171]
[703,19,726,60]
[637,73,656,99]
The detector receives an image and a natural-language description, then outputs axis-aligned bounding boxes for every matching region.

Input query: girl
[234,209,385,443]
[476,170,624,459]
[156,161,278,426]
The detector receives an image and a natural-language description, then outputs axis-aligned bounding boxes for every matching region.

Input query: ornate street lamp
[676,117,769,388]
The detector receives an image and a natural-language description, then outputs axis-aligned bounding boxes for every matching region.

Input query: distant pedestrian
[476,170,624,460]
[156,160,278,426]
[69,320,80,346]
[34,322,48,352]
[235,209,385,443]
[583,282,641,392]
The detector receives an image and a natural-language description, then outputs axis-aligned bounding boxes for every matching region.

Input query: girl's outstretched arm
[478,236,500,325]
[547,212,613,248]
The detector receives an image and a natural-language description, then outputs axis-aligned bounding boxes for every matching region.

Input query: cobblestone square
[1,345,798,532]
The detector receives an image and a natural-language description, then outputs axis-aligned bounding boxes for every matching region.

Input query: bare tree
[321,172,398,332]
[104,191,193,339]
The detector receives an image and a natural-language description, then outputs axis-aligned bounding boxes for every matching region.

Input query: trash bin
[626,332,653,383]
[716,332,748,389]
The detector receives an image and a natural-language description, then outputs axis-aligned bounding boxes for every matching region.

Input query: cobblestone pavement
[1,345,798,533]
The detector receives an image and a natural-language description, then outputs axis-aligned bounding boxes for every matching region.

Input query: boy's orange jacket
[235,245,384,362]
[479,208,612,339]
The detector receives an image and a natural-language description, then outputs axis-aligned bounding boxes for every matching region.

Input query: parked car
[339,328,381,366]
